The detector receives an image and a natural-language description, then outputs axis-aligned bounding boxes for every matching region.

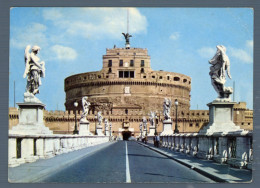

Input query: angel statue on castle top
[23,45,45,95]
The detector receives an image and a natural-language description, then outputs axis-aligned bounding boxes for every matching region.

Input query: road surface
[39,141,214,183]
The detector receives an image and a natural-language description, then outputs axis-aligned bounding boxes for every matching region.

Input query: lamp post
[94,115,97,135]
[174,99,179,134]
[73,101,79,134]
[139,123,143,141]
[110,123,112,137]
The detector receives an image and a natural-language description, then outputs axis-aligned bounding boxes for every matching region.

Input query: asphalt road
[39,141,214,183]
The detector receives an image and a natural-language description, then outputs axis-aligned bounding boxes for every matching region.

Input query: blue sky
[9,8,253,111]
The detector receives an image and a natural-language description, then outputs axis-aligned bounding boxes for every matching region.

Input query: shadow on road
[144,172,211,183]
[128,153,168,160]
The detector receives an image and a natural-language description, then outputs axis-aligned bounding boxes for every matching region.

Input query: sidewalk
[8,141,116,183]
[138,142,252,183]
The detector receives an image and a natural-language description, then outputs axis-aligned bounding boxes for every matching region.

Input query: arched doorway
[122,131,132,140]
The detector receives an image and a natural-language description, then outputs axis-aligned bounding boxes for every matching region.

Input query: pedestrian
[156,134,160,148]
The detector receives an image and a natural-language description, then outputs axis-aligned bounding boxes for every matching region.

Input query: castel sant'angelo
[9,33,253,139]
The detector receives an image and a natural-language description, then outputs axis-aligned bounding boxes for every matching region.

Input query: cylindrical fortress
[64,47,191,138]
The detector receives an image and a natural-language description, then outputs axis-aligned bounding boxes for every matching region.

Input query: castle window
[183,79,187,83]
[108,68,112,73]
[167,76,170,80]
[130,71,135,78]
[141,60,145,67]
[152,75,155,78]
[98,75,101,78]
[130,60,134,67]
[141,68,144,73]
[119,71,123,78]
[189,123,193,127]
[248,123,250,125]
[119,60,123,67]
[119,71,135,78]
[124,71,129,78]
[196,123,199,127]
[174,77,180,81]
[125,109,128,114]
[108,60,112,67]
[143,76,146,78]
[159,76,163,79]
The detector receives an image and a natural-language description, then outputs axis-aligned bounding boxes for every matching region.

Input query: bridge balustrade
[147,131,252,169]
[8,134,109,167]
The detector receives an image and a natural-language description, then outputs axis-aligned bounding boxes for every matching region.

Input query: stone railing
[147,131,253,170]
[8,134,110,167]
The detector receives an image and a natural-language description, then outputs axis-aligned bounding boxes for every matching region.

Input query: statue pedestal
[96,125,104,136]
[9,102,53,135]
[197,101,244,159]
[105,128,110,136]
[199,101,242,135]
[79,121,93,136]
[160,120,173,136]
[148,126,155,136]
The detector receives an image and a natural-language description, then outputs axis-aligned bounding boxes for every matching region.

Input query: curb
[137,141,228,183]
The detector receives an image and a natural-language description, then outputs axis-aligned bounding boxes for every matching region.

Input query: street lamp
[73,101,79,134]
[94,115,97,135]
[174,99,179,134]
[110,123,112,137]
[139,123,143,140]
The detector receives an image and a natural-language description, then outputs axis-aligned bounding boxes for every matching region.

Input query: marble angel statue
[163,98,172,120]
[80,96,91,122]
[209,45,233,100]
[23,45,45,95]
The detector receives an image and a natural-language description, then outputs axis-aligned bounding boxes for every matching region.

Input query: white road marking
[125,142,131,183]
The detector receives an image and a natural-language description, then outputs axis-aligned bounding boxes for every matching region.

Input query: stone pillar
[214,136,228,163]
[96,124,104,136]
[8,138,20,167]
[44,138,54,158]
[22,138,37,163]
[191,136,198,156]
[36,138,45,158]
[171,135,175,150]
[161,120,173,135]
[227,136,250,168]
[53,138,61,155]
[148,126,155,136]
[179,135,185,153]
[9,102,53,135]
[197,136,208,159]
[184,136,191,154]
[174,136,180,151]
[79,121,93,136]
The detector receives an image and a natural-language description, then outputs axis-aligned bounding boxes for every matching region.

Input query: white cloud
[246,40,253,49]
[10,23,48,49]
[42,8,147,40]
[229,47,253,64]
[197,47,215,59]
[42,9,63,21]
[51,45,77,61]
[169,32,180,40]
